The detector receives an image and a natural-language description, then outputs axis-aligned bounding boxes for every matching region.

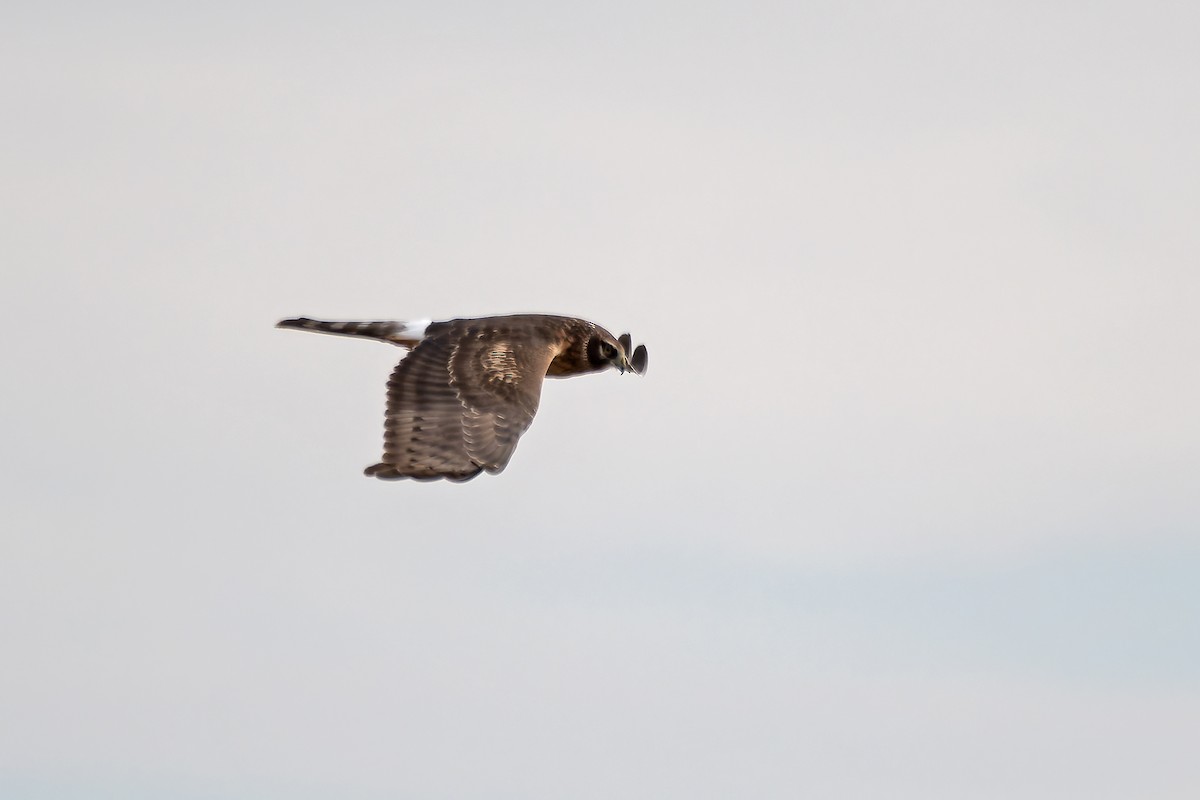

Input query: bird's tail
[275,317,431,347]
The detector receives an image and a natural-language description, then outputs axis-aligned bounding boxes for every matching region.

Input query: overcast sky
[3,1,1198,798]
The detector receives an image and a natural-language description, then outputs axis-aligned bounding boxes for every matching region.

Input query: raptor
[277,313,648,482]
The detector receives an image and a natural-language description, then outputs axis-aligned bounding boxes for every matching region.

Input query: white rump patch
[399,319,431,339]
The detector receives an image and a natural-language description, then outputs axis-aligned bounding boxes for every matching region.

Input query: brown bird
[277,313,648,482]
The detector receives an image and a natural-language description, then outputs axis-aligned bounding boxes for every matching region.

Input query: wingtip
[364,461,484,482]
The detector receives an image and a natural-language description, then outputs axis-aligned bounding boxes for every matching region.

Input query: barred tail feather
[276,317,431,347]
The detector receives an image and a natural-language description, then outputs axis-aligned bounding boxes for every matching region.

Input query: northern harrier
[277,313,648,482]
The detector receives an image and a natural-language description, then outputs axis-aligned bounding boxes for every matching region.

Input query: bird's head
[587,331,648,375]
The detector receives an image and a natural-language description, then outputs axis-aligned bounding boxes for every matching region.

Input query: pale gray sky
[3,1,1198,798]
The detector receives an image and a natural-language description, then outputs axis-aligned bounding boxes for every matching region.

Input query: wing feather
[365,330,479,481]
[365,317,567,481]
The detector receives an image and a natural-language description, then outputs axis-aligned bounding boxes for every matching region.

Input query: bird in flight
[277,313,648,482]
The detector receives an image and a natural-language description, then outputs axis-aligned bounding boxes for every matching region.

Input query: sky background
[3,1,1199,797]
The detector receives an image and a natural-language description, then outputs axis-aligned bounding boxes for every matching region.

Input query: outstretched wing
[364,318,563,481]
[364,330,478,481]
